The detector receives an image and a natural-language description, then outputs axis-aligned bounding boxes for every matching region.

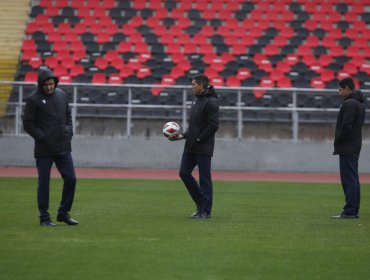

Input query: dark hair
[193,75,210,89]
[339,77,355,90]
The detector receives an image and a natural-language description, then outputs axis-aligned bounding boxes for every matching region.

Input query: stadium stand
[6,0,370,113]
[0,0,30,116]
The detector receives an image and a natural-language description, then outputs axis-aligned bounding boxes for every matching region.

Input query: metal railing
[1,81,369,141]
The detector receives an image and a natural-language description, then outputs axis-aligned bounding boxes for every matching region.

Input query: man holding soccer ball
[169,75,219,219]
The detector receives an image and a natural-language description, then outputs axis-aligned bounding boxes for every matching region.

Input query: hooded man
[23,66,79,226]
[170,75,219,219]
[332,77,366,219]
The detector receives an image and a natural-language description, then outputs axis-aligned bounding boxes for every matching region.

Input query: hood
[348,89,365,103]
[199,85,218,98]
[37,66,59,93]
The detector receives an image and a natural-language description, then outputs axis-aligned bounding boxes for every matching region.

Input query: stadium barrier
[1,81,370,141]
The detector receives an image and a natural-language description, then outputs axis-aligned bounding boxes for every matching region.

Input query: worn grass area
[0,177,369,280]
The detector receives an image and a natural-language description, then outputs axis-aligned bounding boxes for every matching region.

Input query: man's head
[42,78,56,94]
[38,66,58,94]
[192,75,209,96]
[339,77,355,98]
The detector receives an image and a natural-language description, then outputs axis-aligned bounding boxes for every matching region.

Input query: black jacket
[23,67,73,157]
[333,89,366,158]
[184,86,219,156]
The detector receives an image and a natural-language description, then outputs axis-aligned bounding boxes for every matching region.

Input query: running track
[2,166,370,183]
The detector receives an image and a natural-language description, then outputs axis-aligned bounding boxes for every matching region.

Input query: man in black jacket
[332,77,366,219]
[23,66,79,226]
[170,75,219,219]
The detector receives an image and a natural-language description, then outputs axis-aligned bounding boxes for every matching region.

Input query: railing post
[237,89,243,140]
[127,87,132,137]
[292,90,299,142]
[15,85,24,135]
[72,86,77,135]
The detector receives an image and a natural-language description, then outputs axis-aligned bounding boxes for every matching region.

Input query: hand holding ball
[163,122,183,140]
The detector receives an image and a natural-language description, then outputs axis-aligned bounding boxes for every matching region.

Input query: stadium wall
[1,135,370,173]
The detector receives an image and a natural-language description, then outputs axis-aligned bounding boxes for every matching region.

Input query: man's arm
[23,97,46,141]
[335,101,356,143]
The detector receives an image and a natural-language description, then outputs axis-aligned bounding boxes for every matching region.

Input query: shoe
[191,211,200,218]
[192,212,211,219]
[57,214,79,225]
[331,213,357,219]
[40,220,56,227]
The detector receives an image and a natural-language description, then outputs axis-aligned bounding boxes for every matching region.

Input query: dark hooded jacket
[184,86,219,156]
[333,89,366,158]
[23,67,73,157]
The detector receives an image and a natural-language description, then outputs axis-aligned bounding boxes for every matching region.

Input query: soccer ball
[163,122,180,138]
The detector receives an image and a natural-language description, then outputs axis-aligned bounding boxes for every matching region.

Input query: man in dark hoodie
[332,77,366,219]
[170,75,219,219]
[23,66,79,226]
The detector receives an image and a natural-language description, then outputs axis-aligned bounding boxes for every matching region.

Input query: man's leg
[339,155,360,216]
[179,152,204,211]
[196,154,213,215]
[54,153,77,215]
[35,156,54,222]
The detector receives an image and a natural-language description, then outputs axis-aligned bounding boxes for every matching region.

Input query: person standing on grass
[169,75,219,219]
[332,77,365,219]
[23,66,79,226]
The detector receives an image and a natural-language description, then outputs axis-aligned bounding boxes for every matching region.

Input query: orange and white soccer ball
[163,122,180,138]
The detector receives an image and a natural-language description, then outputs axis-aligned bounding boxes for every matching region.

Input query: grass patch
[0,177,369,280]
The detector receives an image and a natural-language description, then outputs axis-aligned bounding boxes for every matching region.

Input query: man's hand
[168,133,184,141]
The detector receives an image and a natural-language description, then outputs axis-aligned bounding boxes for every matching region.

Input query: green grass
[0,177,370,280]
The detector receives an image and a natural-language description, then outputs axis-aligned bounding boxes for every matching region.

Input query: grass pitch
[0,177,369,280]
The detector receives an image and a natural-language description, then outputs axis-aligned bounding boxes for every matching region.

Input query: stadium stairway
[0,0,30,116]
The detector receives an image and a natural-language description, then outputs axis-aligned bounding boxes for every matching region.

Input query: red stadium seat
[95,57,108,70]
[34,15,49,25]
[59,75,72,84]
[25,22,39,34]
[29,56,43,69]
[44,6,59,17]
[119,66,134,79]
[226,76,241,87]
[236,68,251,80]
[137,67,152,79]
[70,64,85,78]
[270,70,285,82]
[21,39,36,52]
[92,73,106,84]
[105,50,120,63]
[54,65,68,76]
[161,75,175,85]
[71,49,87,61]
[110,58,125,70]
[24,72,38,82]
[44,56,59,68]
[211,77,224,87]
[310,78,325,89]
[127,58,142,71]
[108,74,122,84]
[277,77,292,88]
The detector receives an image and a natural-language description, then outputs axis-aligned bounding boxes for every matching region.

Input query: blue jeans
[179,152,213,215]
[36,153,77,221]
[339,155,361,216]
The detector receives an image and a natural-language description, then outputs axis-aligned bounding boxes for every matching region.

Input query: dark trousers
[179,152,213,215]
[36,153,77,221]
[339,155,361,216]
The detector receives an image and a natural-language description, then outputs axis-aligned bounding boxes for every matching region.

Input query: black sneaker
[192,212,211,219]
[191,211,200,218]
[331,213,357,219]
[57,214,79,225]
[40,220,56,227]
